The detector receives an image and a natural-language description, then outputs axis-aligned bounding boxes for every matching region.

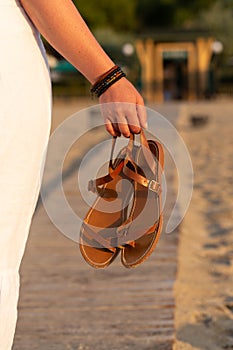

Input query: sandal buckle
[149,180,160,193]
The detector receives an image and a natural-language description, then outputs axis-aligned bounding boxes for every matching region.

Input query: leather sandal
[119,130,164,268]
[79,137,135,269]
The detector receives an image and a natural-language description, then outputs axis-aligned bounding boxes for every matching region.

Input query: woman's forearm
[20,0,147,137]
[20,0,114,84]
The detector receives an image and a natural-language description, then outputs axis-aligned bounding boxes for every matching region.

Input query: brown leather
[87,161,124,197]
[120,132,164,268]
[79,129,164,269]
[79,141,135,269]
[123,161,161,194]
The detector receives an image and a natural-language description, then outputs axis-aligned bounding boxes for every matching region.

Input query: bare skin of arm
[20,0,147,137]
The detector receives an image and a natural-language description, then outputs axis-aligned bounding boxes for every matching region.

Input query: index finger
[137,104,148,129]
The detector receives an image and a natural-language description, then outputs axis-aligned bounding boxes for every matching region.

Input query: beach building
[136,34,219,102]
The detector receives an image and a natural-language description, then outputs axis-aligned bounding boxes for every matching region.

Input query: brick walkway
[13,100,179,350]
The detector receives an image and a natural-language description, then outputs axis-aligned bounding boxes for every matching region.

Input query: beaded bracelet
[91,65,126,98]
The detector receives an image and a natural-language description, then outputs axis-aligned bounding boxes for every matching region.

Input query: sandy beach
[174,99,233,350]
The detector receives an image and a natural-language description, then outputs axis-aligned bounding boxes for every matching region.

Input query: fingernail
[144,122,148,129]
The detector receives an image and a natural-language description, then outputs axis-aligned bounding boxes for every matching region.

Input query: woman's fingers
[103,103,145,137]
[105,118,118,137]
[124,104,141,134]
[99,78,148,137]
[110,104,139,137]
[117,120,130,138]
[101,105,122,137]
[137,103,148,129]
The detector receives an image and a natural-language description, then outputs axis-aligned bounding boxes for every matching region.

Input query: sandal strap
[109,236,135,249]
[117,222,160,246]
[123,161,161,194]
[82,222,117,253]
[83,222,136,251]
[140,131,158,175]
[87,132,141,194]
[88,160,124,194]
[129,131,158,175]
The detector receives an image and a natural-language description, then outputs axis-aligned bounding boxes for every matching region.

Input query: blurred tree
[73,0,218,31]
[135,0,216,29]
[194,0,233,56]
[73,0,137,31]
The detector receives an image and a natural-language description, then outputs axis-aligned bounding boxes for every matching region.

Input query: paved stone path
[13,100,179,350]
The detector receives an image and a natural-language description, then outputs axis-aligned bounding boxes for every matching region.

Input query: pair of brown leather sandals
[79,130,164,269]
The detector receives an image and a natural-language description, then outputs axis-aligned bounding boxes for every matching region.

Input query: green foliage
[136,0,216,29]
[73,0,217,31]
[73,0,137,31]
[194,1,233,56]
[136,0,175,28]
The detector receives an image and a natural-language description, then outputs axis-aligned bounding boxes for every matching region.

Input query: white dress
[0,0,51,348]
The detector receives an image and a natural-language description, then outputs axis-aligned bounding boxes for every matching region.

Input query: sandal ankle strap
[123,161,161,194]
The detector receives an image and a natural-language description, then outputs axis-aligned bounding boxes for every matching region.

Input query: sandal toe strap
[82,223,117,253]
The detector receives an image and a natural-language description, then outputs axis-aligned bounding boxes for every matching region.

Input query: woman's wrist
[90,65,126,98]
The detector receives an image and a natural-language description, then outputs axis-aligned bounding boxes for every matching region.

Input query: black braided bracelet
[91,65,126,98]
[95,71,126,97]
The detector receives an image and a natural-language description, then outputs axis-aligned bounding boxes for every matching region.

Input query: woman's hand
[99,78,147,138]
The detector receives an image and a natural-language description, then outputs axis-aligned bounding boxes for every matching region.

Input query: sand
[173,99,233,350]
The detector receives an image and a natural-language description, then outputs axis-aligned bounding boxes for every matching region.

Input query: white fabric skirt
[0,0,52,348]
